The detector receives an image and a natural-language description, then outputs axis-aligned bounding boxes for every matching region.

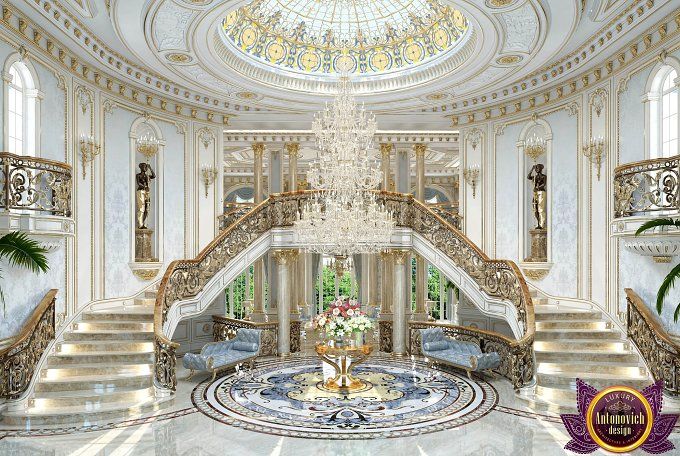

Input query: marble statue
[527,163,547,229]
[135,162,156,229]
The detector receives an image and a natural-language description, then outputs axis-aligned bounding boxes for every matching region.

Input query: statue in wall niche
[135,162,156,229]
[527,163,547,230]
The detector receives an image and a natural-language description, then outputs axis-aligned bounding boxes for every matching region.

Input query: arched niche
[517,117,553,269]
[128,115,166,268]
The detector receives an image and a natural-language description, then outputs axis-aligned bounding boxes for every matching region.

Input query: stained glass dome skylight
[221,0,470,76]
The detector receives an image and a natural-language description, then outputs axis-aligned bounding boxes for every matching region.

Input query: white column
[392,250,409,356]
[439,273,445,321]
[380,251,393,315]
[286,143,300,192]
[251,143,266,322]
[380,143,392,190]
[273,249,296,356]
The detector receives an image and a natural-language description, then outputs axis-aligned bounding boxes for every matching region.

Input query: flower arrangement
[312,297,373,340]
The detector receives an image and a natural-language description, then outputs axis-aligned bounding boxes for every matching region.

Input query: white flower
[347,309,355,316]
[332,308,340,316]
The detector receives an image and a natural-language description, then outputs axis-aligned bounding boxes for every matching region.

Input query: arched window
[647,65,680,158]
[661,69,678,157]
[4,59,38,156]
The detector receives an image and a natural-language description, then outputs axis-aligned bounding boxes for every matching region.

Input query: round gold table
[315,342,373,392]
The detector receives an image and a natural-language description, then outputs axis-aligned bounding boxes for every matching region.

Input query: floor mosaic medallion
[191,356,498,439]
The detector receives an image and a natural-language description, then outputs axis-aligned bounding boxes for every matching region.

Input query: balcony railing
[614,155,679,218]
[218,202,254,231]
[0,153,72,217]
[429,202,462,230]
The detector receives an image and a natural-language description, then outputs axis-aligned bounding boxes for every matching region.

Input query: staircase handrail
[0,289,57,400]
[625,288,680,394]
[153,191,535,390]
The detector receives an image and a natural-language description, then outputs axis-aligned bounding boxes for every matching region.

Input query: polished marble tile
[2,364,678,455]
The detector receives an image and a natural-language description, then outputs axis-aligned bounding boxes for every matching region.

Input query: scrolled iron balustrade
[429,204,462,230]
[614,155,680,218]
[154,191,534,391]
[0,289,57,400]
[1,152,72,217]
[626,288,680,395]
[218,203,255,231]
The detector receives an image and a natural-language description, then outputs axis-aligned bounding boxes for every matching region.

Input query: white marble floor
[1,363,679,456]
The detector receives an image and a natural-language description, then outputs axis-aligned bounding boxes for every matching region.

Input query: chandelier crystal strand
[294,55,394,255]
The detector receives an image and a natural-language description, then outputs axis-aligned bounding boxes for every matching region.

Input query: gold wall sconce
[583,136,605,180]
[201,164,218,198]
[79,134,100,179]
[524,132,546,162]
[463,165,480,199]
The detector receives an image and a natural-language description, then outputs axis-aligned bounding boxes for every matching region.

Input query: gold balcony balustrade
[428,202,462,231]
[217,202,255,231]
[154,191,534,391]
[0,289,57,400]
[614,155,679,218]
[625,288,680,395]
[1,153,72,217]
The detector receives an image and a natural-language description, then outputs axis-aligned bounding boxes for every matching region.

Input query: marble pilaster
[272,249,297,356]
[392,250,410,356]
[251,143,266,322]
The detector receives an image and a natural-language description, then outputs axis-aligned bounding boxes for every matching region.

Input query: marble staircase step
[535,329,621,340]
[133,297,156,306]
[31,386,155,409]
[35,372,152,393]
[535,350,639,363]
[537,372,651,391]
[47,351,154,366]
[56,340,154,354]
[82,307,154,322]
[1,397,173,427]
[516,389,577,414]
[535,320,609,330]
[73,321,153,332]
[533,309,602,321]
[63,330,154,342]
[534,339,627,352]
[40,362,153,379]
[538,362,647,377]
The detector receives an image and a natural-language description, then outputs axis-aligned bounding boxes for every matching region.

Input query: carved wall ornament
[564,102,579,116]
[197,127,215,149]
[589,88,608,117]
[465,128,483,150]
[132,268,159,280]
[75,86,93,114]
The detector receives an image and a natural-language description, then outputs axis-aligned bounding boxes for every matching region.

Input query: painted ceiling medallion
[496,54,522,65]
[221,0,470,76]
[166,52,193,63]
[485,0,517,8]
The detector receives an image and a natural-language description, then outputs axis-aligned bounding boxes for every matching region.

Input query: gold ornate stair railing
[626,288,680,395]
[613,155,679,218]
[1,152,72,217]
[154,191,534,391]
[218,202,255,231]
[0,289,57,400]
[428,203,462,231]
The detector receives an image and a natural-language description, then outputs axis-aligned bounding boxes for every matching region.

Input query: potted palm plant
[0,231,49,316]
[635,218,680,321]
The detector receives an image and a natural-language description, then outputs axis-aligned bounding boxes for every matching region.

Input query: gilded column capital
[413,143,427,157]
[379,143,393,157]
[285,142,301,158]
[252,142,265,157]
[272,249,298,265]
[392,250,410,265]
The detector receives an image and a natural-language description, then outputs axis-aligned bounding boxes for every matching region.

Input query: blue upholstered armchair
[183,328,262,380]
[419,327,500,379]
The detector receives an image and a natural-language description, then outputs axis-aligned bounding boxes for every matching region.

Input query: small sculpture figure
[527,163,547,229]
[135,162,156,229]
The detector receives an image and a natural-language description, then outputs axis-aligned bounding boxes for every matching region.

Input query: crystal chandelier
[294,56,394,255]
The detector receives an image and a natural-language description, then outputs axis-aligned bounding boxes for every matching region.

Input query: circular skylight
[221,0,470,76]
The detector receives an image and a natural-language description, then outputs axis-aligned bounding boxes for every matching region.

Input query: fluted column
[380,143,393,191]
[251,143,266,322]
[413,143,428,320]
[286,143,300,192]
[273,249,297,356]
[392,250,409,356]
[380,251,393,315]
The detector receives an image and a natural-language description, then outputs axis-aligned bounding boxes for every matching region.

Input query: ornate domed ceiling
[221,0,470,77]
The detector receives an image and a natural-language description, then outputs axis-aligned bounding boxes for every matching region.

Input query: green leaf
[674,302,680,323]
[655,262,680,316]
[0,231,49,274]
[635,218,680,236]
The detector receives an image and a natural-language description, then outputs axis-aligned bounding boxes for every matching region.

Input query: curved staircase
[520,289,651,413]
[2,287,173,428]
